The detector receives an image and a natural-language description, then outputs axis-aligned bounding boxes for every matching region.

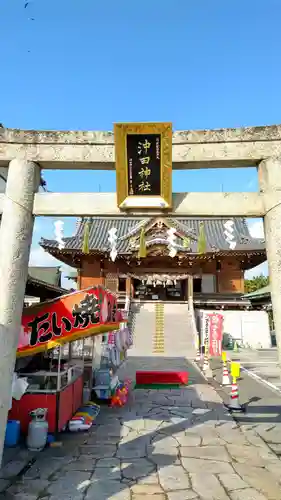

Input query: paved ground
[210,353,281,460]
[229,348,281,391]
[1,355,281,499]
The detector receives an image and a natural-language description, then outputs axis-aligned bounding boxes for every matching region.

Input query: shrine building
[40,215,265,310]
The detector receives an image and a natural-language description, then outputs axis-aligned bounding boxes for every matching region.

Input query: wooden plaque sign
[114,122,172,209]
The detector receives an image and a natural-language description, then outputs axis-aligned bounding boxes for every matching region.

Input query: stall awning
[18,286,124,358]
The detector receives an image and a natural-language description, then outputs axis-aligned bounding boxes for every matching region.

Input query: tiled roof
[26,267,68,298]
[40,217,265,255]
[28,266,61,287]
[26,276,68,296]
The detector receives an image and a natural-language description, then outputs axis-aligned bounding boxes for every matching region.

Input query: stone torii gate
[0,124,280,461]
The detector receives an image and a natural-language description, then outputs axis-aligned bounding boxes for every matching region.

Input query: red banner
[208,313,223,357]
[17,286,123,358]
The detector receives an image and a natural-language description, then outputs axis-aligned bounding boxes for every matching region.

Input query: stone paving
[1,357,281,499]
[209,353,281,463]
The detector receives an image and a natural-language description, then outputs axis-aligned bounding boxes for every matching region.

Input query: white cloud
[245,261,268,279]
[248,219,264,239]
[245,219,268,278]
[29,246,60,267]
[29,245,77,290]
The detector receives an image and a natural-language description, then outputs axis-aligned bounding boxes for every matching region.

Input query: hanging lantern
[82,219,90,254]
[108,228,118,262]
[138,228,147,259]
[223,219,237,249]
[197,222,207,254]
[54,220,65,250]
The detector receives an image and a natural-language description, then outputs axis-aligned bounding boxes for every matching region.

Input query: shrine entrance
[132,277,186,301]
[130,273,201,301]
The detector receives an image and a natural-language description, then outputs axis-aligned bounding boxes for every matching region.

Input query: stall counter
[9,367,83,434]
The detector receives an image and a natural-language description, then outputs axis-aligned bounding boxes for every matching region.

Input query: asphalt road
[228,347,281,391]
[209,352,281,434]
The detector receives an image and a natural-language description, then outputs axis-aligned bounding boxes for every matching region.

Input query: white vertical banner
[201,310,211,346]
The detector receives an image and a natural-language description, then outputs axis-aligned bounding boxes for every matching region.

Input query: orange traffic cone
[226,378,245,412]
[221,362,231,386]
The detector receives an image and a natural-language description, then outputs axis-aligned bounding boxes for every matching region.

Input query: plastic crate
[94,385,111,400]
[94,369,111,386]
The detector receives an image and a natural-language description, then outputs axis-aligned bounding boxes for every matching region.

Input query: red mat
[135,371,188,385]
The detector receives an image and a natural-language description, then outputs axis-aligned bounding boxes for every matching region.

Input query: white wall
[197,308,271,349]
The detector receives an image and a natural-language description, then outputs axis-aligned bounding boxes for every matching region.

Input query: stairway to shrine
[128,301,196,358]
[128,302,156,356]
[153,303,165,354]
[164,303,196,358]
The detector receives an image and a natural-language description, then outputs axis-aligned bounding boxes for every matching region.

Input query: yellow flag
[82,219,90,254]
[138,228,146,259]
[197,222,207,254]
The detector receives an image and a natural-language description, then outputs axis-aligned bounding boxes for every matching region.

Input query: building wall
[78,256,246,294]
[197,309,271,349]
[218,258,244,293]
[80,259,104,288]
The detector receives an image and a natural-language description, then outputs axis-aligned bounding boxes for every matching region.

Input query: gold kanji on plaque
[114,122,172,209]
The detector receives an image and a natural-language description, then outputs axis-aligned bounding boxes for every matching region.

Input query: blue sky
[1,0,277,285]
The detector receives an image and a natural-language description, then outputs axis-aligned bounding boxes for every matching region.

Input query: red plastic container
[135,371,188,385]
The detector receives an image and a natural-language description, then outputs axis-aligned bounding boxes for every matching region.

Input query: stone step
[129,301,196,357]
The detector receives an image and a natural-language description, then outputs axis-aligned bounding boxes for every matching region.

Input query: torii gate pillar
[259,158,281,366]
[0,159,41,464]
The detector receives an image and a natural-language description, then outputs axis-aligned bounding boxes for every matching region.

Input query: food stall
[9,286,124,434]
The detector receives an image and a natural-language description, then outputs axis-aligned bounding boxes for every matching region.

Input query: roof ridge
[118,219,152,241]
[171,219,198,238]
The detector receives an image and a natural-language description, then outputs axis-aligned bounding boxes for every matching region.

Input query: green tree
[244,274,269,294]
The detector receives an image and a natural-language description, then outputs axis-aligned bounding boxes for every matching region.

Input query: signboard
[209,313,223,357]
[114,122,172,209]
[17,286,124,358]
